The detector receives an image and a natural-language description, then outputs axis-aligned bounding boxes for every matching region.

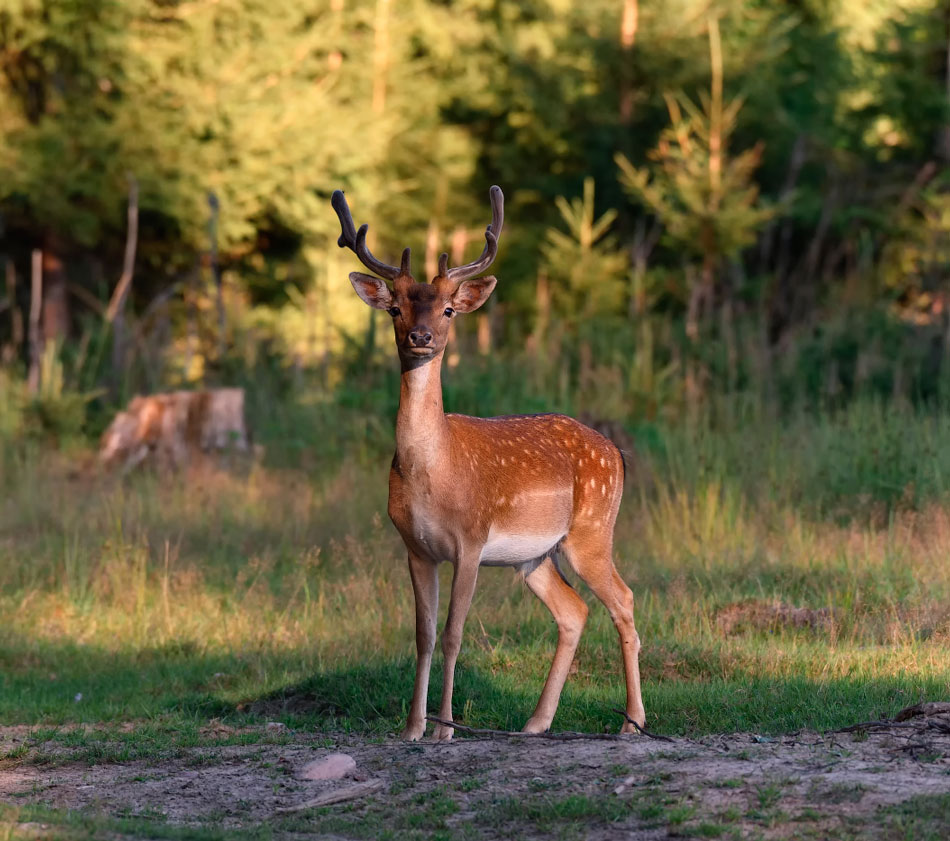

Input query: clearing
[2,709,950,840]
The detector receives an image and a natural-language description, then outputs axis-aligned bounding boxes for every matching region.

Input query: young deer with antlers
[331,186,646,741]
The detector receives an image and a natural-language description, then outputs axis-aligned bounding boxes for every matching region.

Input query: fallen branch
[611,709,676,742]
[895,702,950,722]
[424,715,633,742]
[895,741,936,753]
[830,720,925,734]
[275,779,385,813]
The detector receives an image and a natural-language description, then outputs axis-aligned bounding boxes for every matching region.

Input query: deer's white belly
[479,527,564,565]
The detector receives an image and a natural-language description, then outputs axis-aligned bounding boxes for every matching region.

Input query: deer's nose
[408,328,433,347]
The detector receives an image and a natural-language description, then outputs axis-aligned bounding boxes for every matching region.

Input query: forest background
[3,0,950,431]
[5,0,950,781]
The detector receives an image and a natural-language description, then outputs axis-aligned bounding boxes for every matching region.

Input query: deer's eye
[443,307,456,318]
[388,306,401,317]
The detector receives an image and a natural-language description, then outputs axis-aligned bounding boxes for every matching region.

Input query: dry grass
[3,402,950,738]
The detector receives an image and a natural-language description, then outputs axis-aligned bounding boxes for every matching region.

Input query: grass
[4,788,949,841]
[0,803,273,840]
[879,793,950,840]
[2,398,950,742]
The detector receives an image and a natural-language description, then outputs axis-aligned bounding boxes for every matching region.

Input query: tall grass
[2,392,950,735]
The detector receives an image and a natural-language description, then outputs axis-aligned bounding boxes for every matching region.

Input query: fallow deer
[331,186,646,741]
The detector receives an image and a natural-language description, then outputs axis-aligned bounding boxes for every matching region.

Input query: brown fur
[335,186,646,742]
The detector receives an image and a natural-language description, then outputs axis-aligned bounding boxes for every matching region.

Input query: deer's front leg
[433,556,480,742]
[403,550,439,741]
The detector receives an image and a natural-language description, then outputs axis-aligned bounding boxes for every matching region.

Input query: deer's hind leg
[561,530,645,732]
[521,556,589,733]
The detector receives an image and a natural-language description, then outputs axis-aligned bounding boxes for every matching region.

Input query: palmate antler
[331,190,411,280]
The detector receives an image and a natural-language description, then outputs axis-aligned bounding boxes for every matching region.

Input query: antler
[446,185,504,282]
[331,190,410,280]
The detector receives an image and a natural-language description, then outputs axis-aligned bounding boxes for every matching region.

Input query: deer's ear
[451,276,496,313]
[349,272,393,310]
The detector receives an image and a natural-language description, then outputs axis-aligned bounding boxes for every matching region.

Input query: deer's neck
[395,353,448,477]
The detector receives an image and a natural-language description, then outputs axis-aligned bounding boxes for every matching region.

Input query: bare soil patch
[1,715,950,839]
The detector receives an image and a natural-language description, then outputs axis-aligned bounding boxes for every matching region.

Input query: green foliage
[2,0,950,415]
[617,92,772,266]
[0,0,140,245]
[541,177,629,320]
[615,16,774,272]
[880,177,950,319]
[18,344,98,444]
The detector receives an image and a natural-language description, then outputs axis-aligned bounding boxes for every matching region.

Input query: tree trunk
[758,133,806,276]
[628,216,659,319]
[40,240,70,345]
[424,219,440,282]
[107,176,139,396]
[3,258,23,365]
[530,271,550,353]
[684,264,701,416]
[184,260,199,381]
[448,227,469,354]
[477,311,492,355]
[619,0,638,124]
[372,0,391,114]
[28,249,43,393]
[208,191,225,358]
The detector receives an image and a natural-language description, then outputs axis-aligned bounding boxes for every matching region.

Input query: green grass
[0,803,273,840]
[878,793,950,840]
[4,786,949,841]
[1,398,950,745]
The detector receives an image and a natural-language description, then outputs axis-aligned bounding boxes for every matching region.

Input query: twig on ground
[275,779,385,813]
[611,709,676,742]
[424,716,634,742]
[830,721,922,734]
[896,741,935,753]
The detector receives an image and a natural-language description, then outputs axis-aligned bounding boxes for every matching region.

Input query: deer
[331,186,646,741]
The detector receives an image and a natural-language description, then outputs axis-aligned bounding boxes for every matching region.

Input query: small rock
[265,722,287,733]
[298,753,357,781]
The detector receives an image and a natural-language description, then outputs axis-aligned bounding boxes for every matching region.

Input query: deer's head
[331,187,504,366]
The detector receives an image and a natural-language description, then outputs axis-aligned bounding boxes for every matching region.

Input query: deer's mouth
[407,346,435,356]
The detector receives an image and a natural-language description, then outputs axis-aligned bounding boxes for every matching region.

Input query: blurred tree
[0,0,144,340]
[0,0,949,411]
[616,18,772,335]
[541,177,628,324]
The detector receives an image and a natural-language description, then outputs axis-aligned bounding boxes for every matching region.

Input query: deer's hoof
[522,717,549,735]
[432,723,454,742]
[401,721,426,741]
[620,716,646,735]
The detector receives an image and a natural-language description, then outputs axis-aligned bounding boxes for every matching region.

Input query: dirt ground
[2,713,950,839]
